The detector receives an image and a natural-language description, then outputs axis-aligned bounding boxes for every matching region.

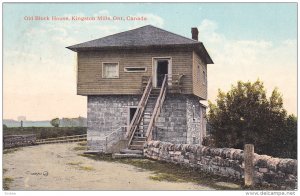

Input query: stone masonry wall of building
[154,94,206,145]
[154,94,187,144]
[87,95,140,151]
[87,94,206,150]
[186,96,206,145]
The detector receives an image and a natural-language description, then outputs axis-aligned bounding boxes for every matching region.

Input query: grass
[66,160,94,171]
[149,173,185,182]
[77,141,87,146]
[3,177,14,190]
[73,146,86,151]
[79,153,243,190]
[72,141,87,151]
[78,165,95,171]
[67,161,82,166]
[3,147,22,154]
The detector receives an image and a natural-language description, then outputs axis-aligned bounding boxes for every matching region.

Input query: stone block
[231,149,243,160]
[266,158,281,172]
[259,168,269,173]
[184,159,190,164]
[255,155,272,167]
[278,159,297,175]
[174,144,182,151]
[153,141,161,147]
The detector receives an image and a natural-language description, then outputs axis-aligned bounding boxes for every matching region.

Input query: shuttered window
[203,70,207,85]
[102,63,119,78]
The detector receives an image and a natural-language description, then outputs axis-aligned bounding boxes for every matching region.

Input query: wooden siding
[77,48,195,95]
[192,51,207,100]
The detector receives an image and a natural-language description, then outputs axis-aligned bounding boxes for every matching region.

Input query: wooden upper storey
[67,25,213,100]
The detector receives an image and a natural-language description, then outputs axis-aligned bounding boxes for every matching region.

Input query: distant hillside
[3,119,51,127]
[60,117,87,127]
[3,117,87,127]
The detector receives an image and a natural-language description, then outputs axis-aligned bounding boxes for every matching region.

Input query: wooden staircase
[129,88,160,150]
[127,75,168,149]
[117,75,168,158]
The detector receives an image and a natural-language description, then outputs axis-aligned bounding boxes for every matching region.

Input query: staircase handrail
[145,74,168,141]
[126,77,152,145]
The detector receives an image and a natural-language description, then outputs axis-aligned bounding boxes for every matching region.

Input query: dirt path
[3,143,214,190]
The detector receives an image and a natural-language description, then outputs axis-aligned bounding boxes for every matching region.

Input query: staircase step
[134,133,145,137]
[133,136,146,140]
[131,141,146,146]
[133,138,146,142]
[134,135,145,138]
[129,145,144,150]
[134,134,146,138]
[112,153,144,159]
[120,149,143,155]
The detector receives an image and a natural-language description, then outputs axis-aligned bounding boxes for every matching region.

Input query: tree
[208,80,296,158]
[3,124,8,130]
[50,118,60,127]
[280,115,297,158]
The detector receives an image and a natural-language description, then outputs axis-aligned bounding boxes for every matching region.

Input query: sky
[3,3,297,120]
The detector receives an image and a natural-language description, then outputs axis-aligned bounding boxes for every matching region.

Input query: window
[124,67,147,72]
[203,71,207,85]
[197,65,201,81]
[102,62,119,78]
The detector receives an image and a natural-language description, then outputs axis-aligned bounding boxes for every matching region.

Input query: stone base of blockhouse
[87,94,206,151]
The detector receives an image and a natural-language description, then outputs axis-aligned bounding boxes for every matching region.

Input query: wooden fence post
[244,144,254,187]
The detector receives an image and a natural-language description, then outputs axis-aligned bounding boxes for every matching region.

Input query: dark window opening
[156,60,169,87]
[129,107,137,123]
[125,67,146,72]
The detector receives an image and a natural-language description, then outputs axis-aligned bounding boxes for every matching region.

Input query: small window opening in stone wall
[192,105,195,121]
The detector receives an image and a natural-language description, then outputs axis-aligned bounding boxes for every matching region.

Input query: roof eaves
[67,42,200,52]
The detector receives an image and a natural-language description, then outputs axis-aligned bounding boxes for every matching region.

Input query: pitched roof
[67,25,213,64]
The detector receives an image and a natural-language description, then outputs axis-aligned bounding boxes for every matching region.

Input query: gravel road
[3,143,214,190]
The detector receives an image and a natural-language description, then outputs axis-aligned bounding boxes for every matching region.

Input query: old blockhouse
[67,25,213,153]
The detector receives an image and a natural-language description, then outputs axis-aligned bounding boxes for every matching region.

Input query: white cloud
[198,19,224,44]
[199,19,297,115]
[94,25,120,35]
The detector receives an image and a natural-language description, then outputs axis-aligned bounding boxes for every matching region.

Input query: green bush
[208,80,297,159]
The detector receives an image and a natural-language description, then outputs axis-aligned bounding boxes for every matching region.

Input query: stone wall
[144,141,297,189]
[254,154,297,189]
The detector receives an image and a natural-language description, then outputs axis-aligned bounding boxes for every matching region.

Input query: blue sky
[4,3,297,45]
[3,3,297,120]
